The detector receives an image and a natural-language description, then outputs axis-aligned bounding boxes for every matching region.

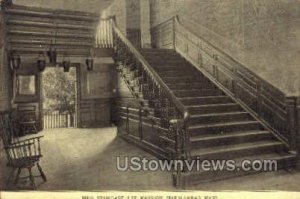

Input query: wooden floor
[0,128,300,191]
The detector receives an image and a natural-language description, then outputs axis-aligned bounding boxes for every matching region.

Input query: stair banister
[112,19,191,160]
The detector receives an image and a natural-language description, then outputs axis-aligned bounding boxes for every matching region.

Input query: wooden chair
[0,112,46,190]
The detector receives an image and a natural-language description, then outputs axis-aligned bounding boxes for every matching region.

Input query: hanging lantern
[86,49,94,71]
[9,51,21,71]
[47,46,57,65]
[37,52,46,72]
[86,56,94,71]
[62,54,71,72]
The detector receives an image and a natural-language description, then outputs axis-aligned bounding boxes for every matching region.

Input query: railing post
[170,119,186,189]
[172,16,176,50]
[286,96,298,153]
[139,108,143,140]
[126,105,129,133]
[296,97,300,168]
[257,82,262,117]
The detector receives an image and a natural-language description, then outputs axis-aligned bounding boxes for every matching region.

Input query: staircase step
[167,82,215,90]
[144,55,185,62]
[190,130,273,148]
[186,152,296,184]
[174,89,223,97]
[164,78,210,84]
[191,140,286,160]
[189,112,252,125]
[158,70,200,77]
[152,65,191,72]
[189,120,263,136]
[180,96,234,106]
[187,103,242,114]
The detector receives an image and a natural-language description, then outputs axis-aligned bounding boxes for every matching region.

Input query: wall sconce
[9,51,21,71]
[47,46,57,65]
[37,52,46,72]
[86,50,94,71]
[62,54,71,72]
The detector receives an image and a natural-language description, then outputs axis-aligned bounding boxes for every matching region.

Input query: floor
[0,127,300,191]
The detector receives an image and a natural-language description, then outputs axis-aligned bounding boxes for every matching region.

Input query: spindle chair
[0,111,46,190]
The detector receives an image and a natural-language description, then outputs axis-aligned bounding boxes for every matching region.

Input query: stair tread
[174,89,219,92]
[187,103,238,108]
[190,130,270,142]
[191,140,284,157]
[180,96,228,100]
[190,111,249,118]
[189,120,260,129]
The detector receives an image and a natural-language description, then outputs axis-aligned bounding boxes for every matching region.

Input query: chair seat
[7,155,42,168]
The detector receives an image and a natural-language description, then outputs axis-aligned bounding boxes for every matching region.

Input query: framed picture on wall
[17,75,36,95]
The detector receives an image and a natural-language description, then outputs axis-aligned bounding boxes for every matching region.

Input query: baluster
[126,105,129,133]
[286,97,298,152]
[139,108,143,140]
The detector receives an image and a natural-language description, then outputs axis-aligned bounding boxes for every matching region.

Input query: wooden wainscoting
[78,60,115,128]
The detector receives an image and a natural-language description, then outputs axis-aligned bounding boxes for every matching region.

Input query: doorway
[41,66,78,129]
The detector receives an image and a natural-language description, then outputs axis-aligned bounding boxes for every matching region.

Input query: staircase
[142,48,296,176]
[114,43,297,186]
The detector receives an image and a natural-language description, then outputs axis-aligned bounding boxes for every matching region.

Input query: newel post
[172,15,179,50]
[286,96,298,154]
[170,119,186,189]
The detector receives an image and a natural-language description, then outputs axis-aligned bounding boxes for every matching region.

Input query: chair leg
[27,167,36,190]
[37,163,47,182]
[14,168,21,185]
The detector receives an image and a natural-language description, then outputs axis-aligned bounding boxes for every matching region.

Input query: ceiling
[13,0,114,13]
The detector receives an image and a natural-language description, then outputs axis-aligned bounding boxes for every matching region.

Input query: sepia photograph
[0,0,300,198]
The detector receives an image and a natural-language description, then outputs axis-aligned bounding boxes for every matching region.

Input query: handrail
[112,21,190,122]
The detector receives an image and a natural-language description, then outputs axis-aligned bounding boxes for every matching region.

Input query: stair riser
[175,90,223,98]
[164,79,211,85]
[193,144,286,160]
[144,56,185,62]
[153,66,191,72]
[191,133,273,149]
[147,59,188,65]
[158,71,200,77]
[181,97,233,106]
[168,83,215,90]
[189,123,263,137]
[188,104,242,115]
[189,113,252,125]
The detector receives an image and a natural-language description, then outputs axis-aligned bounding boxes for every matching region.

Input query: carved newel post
[169,118,186,189]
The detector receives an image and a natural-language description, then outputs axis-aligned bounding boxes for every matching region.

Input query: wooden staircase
[114,46,297,186]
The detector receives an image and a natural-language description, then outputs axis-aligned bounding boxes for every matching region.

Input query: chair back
[0,111,20,147]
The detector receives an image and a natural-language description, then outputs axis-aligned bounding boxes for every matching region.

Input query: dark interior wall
[78,57,116,128]
[149,0,300,95]
[13,0,112,13]
[0,12,11,111]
